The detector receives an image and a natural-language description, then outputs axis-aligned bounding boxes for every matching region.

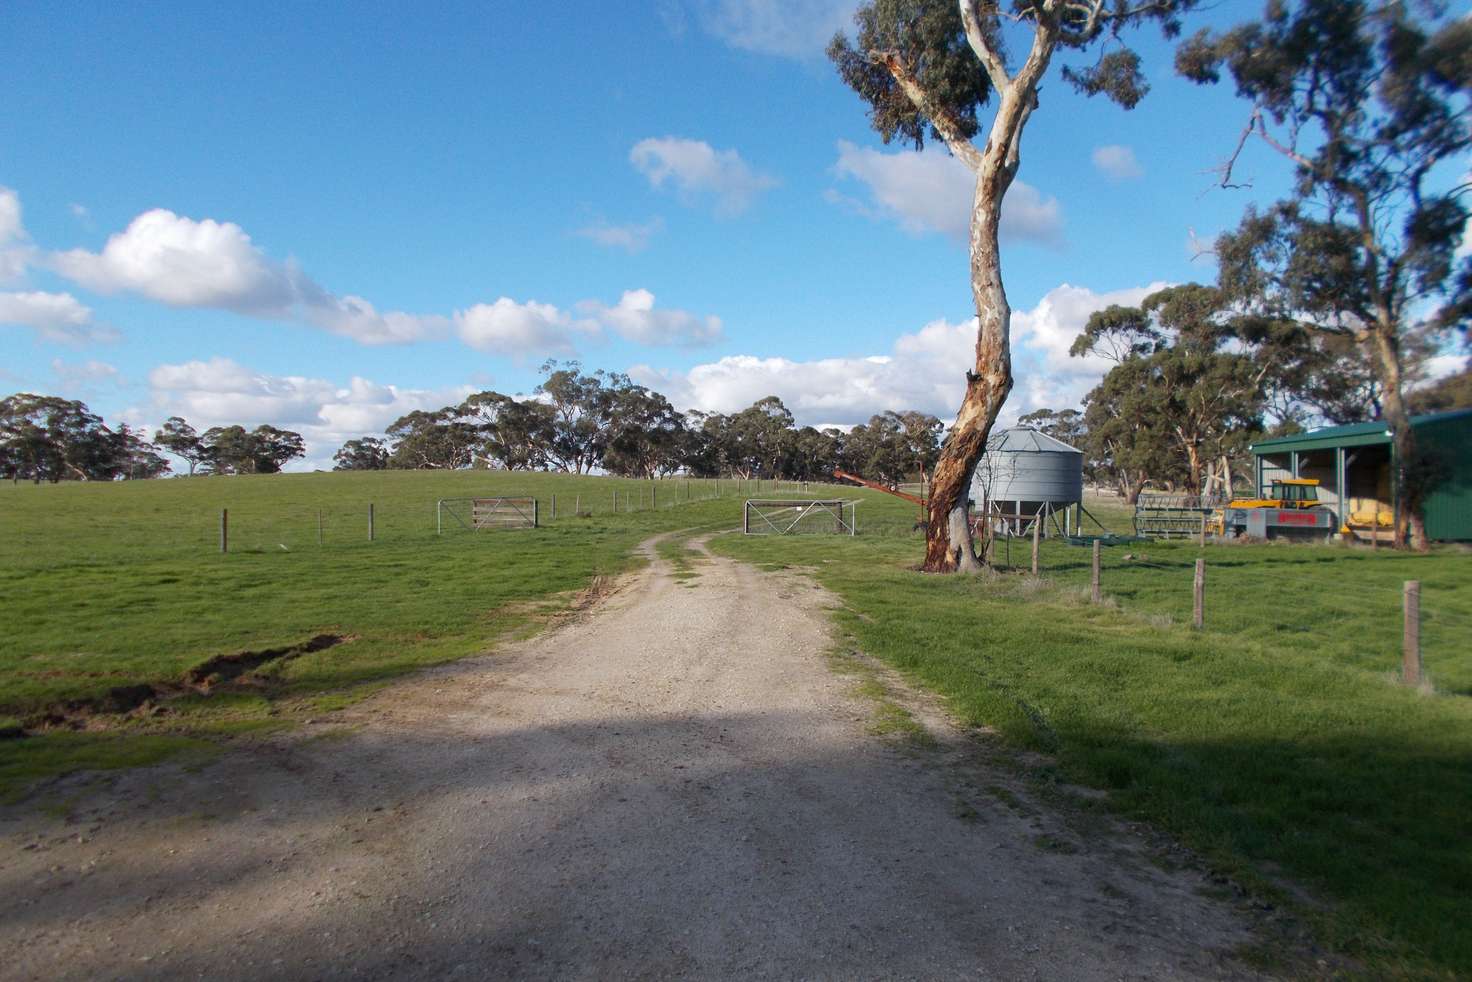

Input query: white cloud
[578,289,722,346]
[454,298,598,356]
[0,290,116,345]
[690,0,858,57]
[575,218,664,252]
[830,141,1064,246]
[51,358,120,390]
[1091,145,1143,182]
[143,357,474,470]
[50,208,445,346]
[53,209,306,312]
[0,187,37,285]
[630,137,778,216]
[631,282,1164,428]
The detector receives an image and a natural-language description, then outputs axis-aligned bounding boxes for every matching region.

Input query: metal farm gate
[743,499,857,536]
[436,497,539,534]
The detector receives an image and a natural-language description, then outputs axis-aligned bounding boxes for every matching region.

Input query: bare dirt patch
[1,538,1281,979]
[20,634,351,734]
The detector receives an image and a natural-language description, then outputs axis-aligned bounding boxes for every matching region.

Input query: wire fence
[979,528,1472,695]
[0,475,848,568]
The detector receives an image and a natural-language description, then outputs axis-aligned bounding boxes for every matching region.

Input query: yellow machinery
[1211,479,1338,539]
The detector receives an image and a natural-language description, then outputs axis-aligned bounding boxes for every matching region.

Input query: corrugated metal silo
[969,427,1083,534]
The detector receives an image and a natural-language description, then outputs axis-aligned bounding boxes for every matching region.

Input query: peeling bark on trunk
[922,175,1014,572]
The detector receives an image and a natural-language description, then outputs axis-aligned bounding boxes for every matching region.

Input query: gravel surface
[0,535,1270,980]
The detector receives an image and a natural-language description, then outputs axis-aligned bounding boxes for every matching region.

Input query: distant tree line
[336,361,944,486]
[0,393,307,483]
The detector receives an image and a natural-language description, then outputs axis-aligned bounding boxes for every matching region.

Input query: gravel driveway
[0,535,1269,980]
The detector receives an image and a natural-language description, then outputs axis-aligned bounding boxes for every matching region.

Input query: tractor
[1211,478,1338,540]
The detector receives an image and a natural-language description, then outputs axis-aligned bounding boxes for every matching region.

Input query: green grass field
[4,472,1470,975]
[714,494,1472,978]
[0,470,787,795]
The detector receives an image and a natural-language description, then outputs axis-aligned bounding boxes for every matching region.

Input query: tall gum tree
[1177,0,1471,550]
[830,0,1198,572]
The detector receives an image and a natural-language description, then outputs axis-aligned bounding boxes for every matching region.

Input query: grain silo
[969,427,1084,535]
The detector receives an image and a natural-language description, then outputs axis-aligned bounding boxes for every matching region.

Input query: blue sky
[2,1,1464,468]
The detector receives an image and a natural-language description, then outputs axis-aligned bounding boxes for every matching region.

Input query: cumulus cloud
[0,188,36,284]
[575,217,664,252]
[630,137,778,216]
[143,357,474,470]
[830,141,1064,246]
[631,282,1165,428]
[455,290,722,354]
[50,208,447,346]
[1091,144,1143,181]
[0,290,117,345]
[688,0,858,57]
[51,358,120,391]
[45,201,715,354]
[454,298,597,357]
[578,289,723,346]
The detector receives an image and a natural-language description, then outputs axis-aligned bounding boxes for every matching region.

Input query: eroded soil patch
[20,633,350,734]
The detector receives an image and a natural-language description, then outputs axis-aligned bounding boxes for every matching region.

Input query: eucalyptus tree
[153,416,207,476]
[1177,0,1470,549]
[1072,285,1266,493]
[333,437,391,471]
[830,0,1198,571]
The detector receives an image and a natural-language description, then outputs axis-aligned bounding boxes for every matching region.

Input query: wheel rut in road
[0,534,1271,980]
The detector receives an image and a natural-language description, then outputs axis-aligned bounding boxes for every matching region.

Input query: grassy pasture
[713,493,1472,977]
[0,470,794,795]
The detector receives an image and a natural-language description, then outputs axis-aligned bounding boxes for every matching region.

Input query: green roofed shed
[1249,409,1472,542]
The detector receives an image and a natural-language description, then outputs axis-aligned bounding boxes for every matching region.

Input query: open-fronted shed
[1250,409,1472,542]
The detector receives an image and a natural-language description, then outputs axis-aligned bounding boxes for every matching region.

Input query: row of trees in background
[0,395,306,483]
[334,361,944,486]
[0,394,169,482]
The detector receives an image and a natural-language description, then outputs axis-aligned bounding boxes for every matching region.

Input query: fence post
[652,483,657,509]
[1403,580,1421,685]
[743,500,749,534]
[613,490,617,512]
[1193,558,1205,629]
[551,494,556,520]
[533,498,540,528]
[220,508,228,554]
[436,500,441,536]
[368,503,375,541]
[1031,514,1041,576]
[575,494,580,516]
[1091,540,1101,604]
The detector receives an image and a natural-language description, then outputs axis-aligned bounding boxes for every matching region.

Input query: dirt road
[1,537,1268,980]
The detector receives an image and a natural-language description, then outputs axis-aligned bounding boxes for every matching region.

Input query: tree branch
[871,50,985,171]
[959,0,1011,93]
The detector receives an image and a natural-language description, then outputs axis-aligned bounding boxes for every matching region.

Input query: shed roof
[1251,408,1472,455]
[986,426,1083,455]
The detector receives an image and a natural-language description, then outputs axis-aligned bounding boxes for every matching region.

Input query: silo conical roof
[985,427,1083,454]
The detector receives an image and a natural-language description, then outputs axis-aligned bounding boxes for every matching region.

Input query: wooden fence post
[551,494,556,520]
[613,490,617,512]
[1091,540,1101,604]
[575,494,580,516]
[368,503,375,541]
[220,508,228,554]
[1031,514,1041,576]
[1403,580,1421,685]
[1193,558,1205,629]
[652,483,657,509]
